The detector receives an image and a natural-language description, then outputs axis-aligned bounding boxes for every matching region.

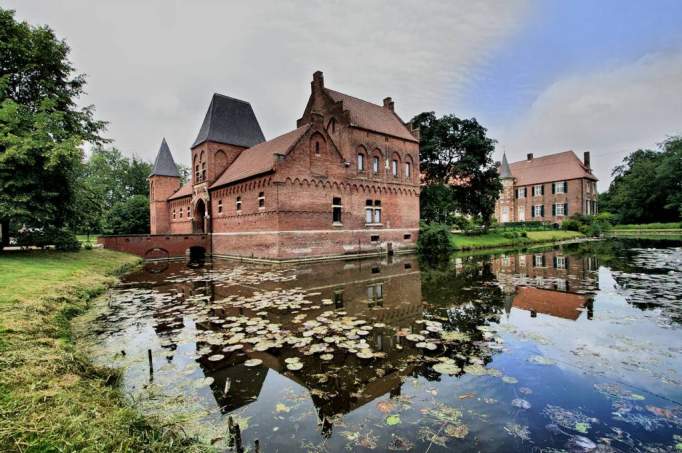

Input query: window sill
[332,222,343,227]
[365,223,384,228]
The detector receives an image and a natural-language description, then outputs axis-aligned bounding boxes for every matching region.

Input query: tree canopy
[411,112,501,227]
[600,136,682,224]
[0,7,106,245]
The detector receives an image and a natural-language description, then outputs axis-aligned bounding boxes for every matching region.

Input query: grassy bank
[0,250,198,452]
[609,222,682,238]
[451,229,584,251]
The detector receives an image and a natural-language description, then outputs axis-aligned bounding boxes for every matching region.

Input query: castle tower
[149,138,181,234]
[190,93,265,187]
[498,153,515,223]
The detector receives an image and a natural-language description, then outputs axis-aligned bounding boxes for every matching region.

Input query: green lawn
[0,250,200,452]
[450,230,583,250]
[614,222,681,230]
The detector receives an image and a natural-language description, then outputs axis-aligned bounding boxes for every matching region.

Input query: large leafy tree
[411,112,501,227]
[106,195,150,235]
[0,8,105,247]
[601,136,682,224]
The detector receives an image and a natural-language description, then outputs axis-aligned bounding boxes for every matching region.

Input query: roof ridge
[325,87,384,108]
[212,92,252,105]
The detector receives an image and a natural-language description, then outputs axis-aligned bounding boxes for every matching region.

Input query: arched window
[310,132,326,156]
[404,160,412,179]
[372,156,380,174]
[357,153,365,171]
[391,159,399,177]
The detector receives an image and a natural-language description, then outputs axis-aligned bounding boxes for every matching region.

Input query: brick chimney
[383,97,394,111]
[527,153,533,160]
[584,151,591,169]
[312,70,324,92]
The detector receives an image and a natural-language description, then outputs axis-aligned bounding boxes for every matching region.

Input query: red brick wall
[98,234,208,259]
[149,175,181,234]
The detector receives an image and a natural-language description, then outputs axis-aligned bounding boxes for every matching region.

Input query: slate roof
[150,138,180,177]
[168,181,192,200]
[324,88,417,142]
[211,124,311,188]
[506,151,597,186]
[499,153,512,179]
[192,93,266,149]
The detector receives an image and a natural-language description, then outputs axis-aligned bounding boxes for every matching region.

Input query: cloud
[6,0,530,165]
[497,51,682,187]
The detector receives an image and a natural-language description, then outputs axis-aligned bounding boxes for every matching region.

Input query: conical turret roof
[150,138,179,177]
[499,153,513,179]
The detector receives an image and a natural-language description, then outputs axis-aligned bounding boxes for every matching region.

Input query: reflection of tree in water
[417,256,505,381]
[568,239,682,324]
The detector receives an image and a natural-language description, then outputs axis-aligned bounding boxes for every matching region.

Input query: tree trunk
[0,220,9,250]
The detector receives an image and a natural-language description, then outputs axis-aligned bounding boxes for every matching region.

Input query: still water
[85,239,682,452]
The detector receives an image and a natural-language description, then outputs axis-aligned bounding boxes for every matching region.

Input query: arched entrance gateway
[193,199,208,233]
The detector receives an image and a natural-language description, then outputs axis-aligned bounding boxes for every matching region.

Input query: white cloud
[6,0,530,166]
[496,51,682,187]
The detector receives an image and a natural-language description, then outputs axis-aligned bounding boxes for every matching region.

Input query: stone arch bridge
[98,234,209,260]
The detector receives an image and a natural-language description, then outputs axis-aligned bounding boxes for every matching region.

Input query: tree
[411,112,501,227]
[601,136,682,224]
[106,195,149,235]
[0,8,105,248]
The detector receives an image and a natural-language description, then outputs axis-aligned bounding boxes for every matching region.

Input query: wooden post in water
[147,349,153,380]
[254,439,260,453]
[227,416,234,448]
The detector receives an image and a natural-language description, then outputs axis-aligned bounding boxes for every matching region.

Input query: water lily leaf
[502,376,518,384]
[386,414,401,426]
[444,423,469,438]
[575,422,590,433]
[276,403,290,413]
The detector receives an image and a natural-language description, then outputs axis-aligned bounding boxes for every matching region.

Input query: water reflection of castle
[491,248,599,321]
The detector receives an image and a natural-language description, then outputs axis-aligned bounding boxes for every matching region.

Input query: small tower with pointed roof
[497,153,515,223]
[149,138,181,234]
[190,93,265,187]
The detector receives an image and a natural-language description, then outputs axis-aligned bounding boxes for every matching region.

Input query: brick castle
[495,151,598,225]
[148,72,420,260]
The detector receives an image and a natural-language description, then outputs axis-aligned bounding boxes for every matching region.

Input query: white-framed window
[555,203,565,216]
[332,197,342,224]
[518,206,525,221]
[236,196,242,211]
[357,153,365,171]
[372,156,380,174]
[404,162,411,178]
[533,204,543,218]
[519,255,526,267]
[555,181,566,194]
[517,187,526,198]
[534,254,545,267]
[533,184,543,196]
[556,279,567,291]
[365,199,382,224]
[391,159,398,177]
[258,192,265,208]
[555,255,566,269]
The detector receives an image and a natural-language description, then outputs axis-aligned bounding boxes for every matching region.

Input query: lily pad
[386,414,401,426]
[444,423,469,439]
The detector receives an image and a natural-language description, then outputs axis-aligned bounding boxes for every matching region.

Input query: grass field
[614,222,681,230]
[0,250,200,452]
[450,230,583,250]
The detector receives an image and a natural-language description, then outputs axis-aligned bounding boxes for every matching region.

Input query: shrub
[417,222,454,260]
[15,227,81,251]
[54,230,81,251]
[562,213,613,237]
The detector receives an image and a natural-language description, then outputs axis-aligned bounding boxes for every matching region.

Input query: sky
[5,0,682,188]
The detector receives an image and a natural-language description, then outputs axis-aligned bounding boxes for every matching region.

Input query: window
[554,203,565,216]
[217,200,223,214]
[365,200,382,224]
[392,159,398,177]
[533,204,544,218]
[195,165,200,181]
[519,255,526,267]
[201,162,206,181]
[403,233,412,240]
[518,206,525,221]
[236,196,242,211]
[555,256,566,269]
[258,192,265,208]
[187,206,190,218]
[315,141,320,155]
[367,283,384,302]
[556,279,567,291]
[372,156,380,174]
[172,209,176,219]
[534,254,545,267]
[517,187,526,198]
[533,184,543,196]
[357,153,365,171]
[554,181,566,194]
[371,235,380,242]
[404,161,411,178]
[332,197,342,223]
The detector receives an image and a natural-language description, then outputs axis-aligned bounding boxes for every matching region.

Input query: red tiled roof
[325,88,417,142]
[506,151,597,186]
[211,124,311,188]
[168,182,192,200]
[513,286,587,320]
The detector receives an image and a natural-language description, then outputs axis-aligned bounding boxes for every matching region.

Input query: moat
[84,239,682,452]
